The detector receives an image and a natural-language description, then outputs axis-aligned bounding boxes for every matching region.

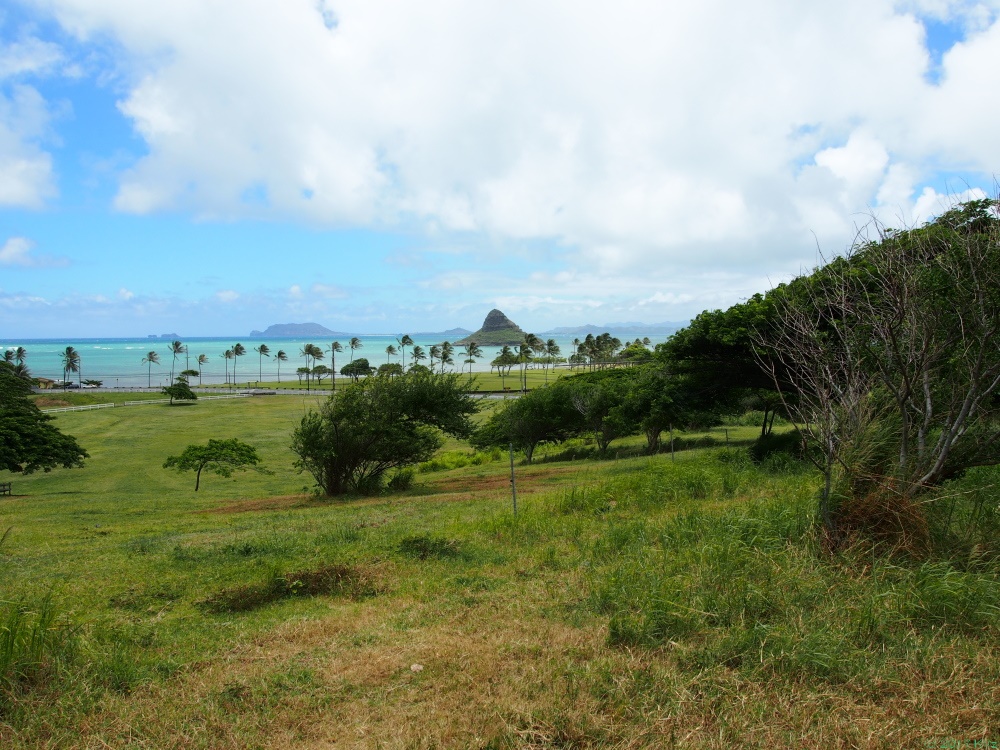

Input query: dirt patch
[424,464,587,496]
[206,495,316,514]
[33,397,71,408]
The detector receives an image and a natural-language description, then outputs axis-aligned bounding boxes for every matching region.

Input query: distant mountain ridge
[250,323,351,337]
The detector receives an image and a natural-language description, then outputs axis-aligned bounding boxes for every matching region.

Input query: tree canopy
[163,438,265,491]
[0,362,88,474]
[290,370,479,495]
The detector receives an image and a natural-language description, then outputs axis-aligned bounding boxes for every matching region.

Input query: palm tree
[142,351,160,388]
[275,350,288,383]
[397,334,413,370]
[222,349,234,385]
[349,336,363,363]
[544,339,561,383]
[197,353,208,385]
[61,346,81,388]
[462,341,482,376]
[518,340,534,392]
[440,341,455,374]
[232,343,246,386]
[254,344,271,381]
[411,345,426,369]
[168,340,184,381]
[2,350,12,363]
[307,344,325,388]
[328,341,343,392]
[385,344,397,366]
[428,344,440,372]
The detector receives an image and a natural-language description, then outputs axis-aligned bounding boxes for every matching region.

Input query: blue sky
[1,0,997,338]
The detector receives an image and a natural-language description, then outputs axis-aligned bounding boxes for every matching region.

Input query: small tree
[163,438,265,491]
[291,370,478,495]
[341,358,372,382]
[472,383,581,463]
[163,376,198,405]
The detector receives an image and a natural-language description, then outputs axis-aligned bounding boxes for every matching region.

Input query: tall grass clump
[0,592,80,707]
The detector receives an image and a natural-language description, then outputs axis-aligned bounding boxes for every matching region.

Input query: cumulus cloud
[19,0,1000,325]
[0,85,56,207]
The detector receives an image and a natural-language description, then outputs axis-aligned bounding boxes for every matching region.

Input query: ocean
[1,333,671,388]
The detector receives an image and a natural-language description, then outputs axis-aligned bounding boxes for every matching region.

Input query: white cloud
[0,37,64,79]
[23,0,1000,314]
[118,287,134,300]
[310,282,347,299]
[0,236,36,266]
[0,85,55,207]
[0,235,68,267]
[216,289,239,302]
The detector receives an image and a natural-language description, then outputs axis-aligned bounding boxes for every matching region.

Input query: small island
[457,309,527,346]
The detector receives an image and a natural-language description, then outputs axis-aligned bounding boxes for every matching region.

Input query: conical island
[457,309,526,346]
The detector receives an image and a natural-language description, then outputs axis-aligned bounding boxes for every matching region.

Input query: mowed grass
[2,396,999,748]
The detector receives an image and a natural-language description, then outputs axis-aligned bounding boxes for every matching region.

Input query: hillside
[457,309,526,345]
[249,322,350,337]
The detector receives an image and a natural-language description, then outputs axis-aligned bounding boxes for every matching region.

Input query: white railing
[41,393,251,413]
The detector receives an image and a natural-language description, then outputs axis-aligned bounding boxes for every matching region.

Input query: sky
[0,0,998,338]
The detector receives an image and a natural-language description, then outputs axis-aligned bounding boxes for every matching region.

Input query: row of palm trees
[2,346,31,381]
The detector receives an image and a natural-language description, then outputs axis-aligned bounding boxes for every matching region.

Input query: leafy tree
[562,370,634,453]
[163,438,265,491]
[290,371,478,495]
[762,199,1000,537]
[378,362,404,377]
[312,364,331,385]
[619,365,701,453]
[254,344,271,381]
[341,358,372,381]
[142,351,160,388]
[274,350,287,383]
[0,362,88,474]
[472,383,582,462]
[61,346,80,388]
[162,376,198,405]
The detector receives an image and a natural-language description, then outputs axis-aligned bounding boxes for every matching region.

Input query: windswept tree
[543,339,561,382]
[232,343,246,385]
[300,344,317,391]
[61,346,80,388]
[385,344,397,366]
[163,376,198,405]
[397,334,413,370]
[349,336,363,363]
[169,340,185,381]
[440,342,454,374]
[291,370,478,495]
[341,358,372,382]
[142,351,160,388]
[462,341,482,376]
[410,345,426,370]
[197,354,208,385]
[328,341,343,392]
[760,198,1000,539]
[254,344,271,381]
[275,349,288,383]
[428,344,440,372]
[221,349,234,385]
[163,438,265,491]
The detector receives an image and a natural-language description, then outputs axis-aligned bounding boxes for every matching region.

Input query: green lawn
[2,396,998,748]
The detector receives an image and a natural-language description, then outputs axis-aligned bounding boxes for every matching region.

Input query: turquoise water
[1,333,669,388]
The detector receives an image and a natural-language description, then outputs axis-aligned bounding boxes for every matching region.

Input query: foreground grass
[1,397,998,748]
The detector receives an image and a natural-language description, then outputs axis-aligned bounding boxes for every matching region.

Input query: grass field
[2,395,999,748]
